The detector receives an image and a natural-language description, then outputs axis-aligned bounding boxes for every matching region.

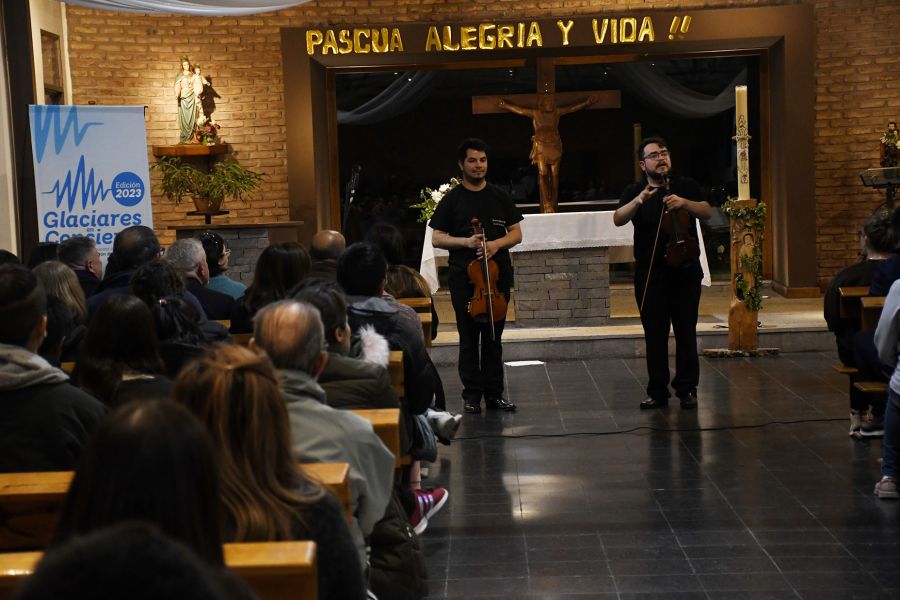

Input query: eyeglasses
[642,150,670,161]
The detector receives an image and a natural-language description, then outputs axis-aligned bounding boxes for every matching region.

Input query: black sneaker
[640,397,669,410]
[859,418,885,437]
[463,401,482,414]
[485,397,516,411]
[678,392,698,410]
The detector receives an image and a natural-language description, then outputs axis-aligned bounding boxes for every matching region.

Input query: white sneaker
[874,476,899,499]
[427,409,462,442]
[849,410,862,436]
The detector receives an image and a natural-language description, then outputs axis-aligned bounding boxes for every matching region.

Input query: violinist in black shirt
[430,138,523,414]
[614,137,712,410]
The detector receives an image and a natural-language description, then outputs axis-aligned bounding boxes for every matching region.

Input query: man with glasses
[613,137,712,410]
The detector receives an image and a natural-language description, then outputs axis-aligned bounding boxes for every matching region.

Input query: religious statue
[881,121,899,168]
[174,57,198,144]
[498,92,596,213]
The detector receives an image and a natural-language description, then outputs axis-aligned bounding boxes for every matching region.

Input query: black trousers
[449,277,508,404]
[634,265,702,401]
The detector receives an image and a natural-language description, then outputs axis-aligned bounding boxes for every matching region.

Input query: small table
[186,210,229,225]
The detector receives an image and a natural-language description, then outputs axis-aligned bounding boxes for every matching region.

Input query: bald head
[310,230,346,262]
[252,300,326,375]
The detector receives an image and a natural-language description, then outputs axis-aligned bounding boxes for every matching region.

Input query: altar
[421,211,710,327]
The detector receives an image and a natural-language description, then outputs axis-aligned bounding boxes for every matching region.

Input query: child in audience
[230,242,311,333]
[174,344,367,600]
[72,295,171,406]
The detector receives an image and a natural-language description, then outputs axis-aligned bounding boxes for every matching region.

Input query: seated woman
[51,400,252,598]
[198,231,247,300]
[72,295,171,406]
[384,264,439,341]
[32,260,89,361]
[230,242,311,333]
[131,260,224,375]
[173,344,367,600]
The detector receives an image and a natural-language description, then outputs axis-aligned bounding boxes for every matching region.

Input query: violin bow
[638,175,670,314]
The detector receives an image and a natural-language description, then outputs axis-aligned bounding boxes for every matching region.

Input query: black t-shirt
[428,183,524,287]
[618,175,704,272]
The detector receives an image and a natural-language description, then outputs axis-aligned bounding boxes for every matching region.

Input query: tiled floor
[420,352,900,599]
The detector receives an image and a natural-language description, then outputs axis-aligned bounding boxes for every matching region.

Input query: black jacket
[186,279,235,322]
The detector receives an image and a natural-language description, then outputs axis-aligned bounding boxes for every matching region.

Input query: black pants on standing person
[635,265,702,403]
[449,275,509,411]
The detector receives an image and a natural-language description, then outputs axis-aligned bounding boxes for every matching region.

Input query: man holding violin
[613,137,712,410]
[430,138,524,414]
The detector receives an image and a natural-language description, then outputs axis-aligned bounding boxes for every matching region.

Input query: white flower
[431,190,442,202]
[438,183,450,193]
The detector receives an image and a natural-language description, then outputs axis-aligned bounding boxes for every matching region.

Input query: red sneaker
[409,487,448,534]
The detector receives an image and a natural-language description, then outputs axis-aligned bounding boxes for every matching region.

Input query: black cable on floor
[453,417,852,440]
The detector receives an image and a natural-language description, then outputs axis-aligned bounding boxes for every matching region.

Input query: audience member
[338,243,438,417]
[251,300,394,568]
[175,344,367,600]
[823,208,895,435]
[198,231,246,300]
[72,294,171,406]
[166,238,235,321]
[309,230,346,281]
[292,279,411,452]
[385,264,440,342]
[87,226,161,315]
[26,242,59,269]
[38,296,76,367]
[873,278,900,499]
[231,242,311,333]
[130,259,229,351]
[53,400,225,562]
[57,236,103,297]
[365,223,405,266]
[32,261,88,361]
[0,264,106,472]
[0,249,20,265]
[15,522,248,600]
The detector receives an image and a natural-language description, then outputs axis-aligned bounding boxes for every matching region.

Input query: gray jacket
[279,367,395,568]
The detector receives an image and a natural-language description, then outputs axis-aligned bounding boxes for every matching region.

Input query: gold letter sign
[305,15,690,56]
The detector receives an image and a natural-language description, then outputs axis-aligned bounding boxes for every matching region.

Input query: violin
[659,176,700,268]
[466,217,509,339]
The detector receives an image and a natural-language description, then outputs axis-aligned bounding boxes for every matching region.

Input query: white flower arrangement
[411,177,459,222]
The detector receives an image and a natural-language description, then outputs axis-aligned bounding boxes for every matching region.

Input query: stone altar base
[512,247,610,327]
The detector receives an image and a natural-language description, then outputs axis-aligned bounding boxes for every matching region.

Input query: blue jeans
[884,388,900,478]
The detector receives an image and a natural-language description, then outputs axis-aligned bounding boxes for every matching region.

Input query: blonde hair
[33,260,87,323]
[384,264,431,299]
[174,344,324,541]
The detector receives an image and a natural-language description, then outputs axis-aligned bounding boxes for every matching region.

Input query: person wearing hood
[337,242,439,417]
[0,264,107,472]
[250,299,395,570]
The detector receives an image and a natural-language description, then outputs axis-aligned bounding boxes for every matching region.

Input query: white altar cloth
[420,211,711,293]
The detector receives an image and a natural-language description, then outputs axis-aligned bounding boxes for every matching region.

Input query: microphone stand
[341,165,361,238]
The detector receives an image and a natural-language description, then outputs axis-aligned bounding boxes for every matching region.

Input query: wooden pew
[860,296,886,333]
[397,297,431,313]
[59,362,75,374]
[232,332,253,346]
[0,465,352,551]
[0,540,317,600]
[838,286,869,320]
[302,463,351,526]
[213,319,231,328]
[350,408,403,467]
[387,350,403,397]
[396,297,433,347]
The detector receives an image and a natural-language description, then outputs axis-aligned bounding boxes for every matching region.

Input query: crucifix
[472,59,621,213]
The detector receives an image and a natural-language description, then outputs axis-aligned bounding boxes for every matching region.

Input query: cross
[472,61,621,213]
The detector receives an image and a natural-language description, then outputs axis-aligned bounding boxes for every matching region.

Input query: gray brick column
[216,228,268,284]
[512,248,610,327]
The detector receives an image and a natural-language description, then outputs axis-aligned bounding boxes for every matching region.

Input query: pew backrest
[860,295,886,333]
[0,541,317,600]
[349,408,403,467]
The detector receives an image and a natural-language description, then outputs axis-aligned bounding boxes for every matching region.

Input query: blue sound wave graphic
[32,106,102,164]
[44,156,112,211]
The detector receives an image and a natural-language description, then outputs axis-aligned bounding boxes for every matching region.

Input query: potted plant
[153,155,263,213]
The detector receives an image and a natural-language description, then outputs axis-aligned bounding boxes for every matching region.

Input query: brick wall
[65,0,900,287]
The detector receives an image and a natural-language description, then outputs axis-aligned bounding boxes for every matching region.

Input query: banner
[29,105,153,260]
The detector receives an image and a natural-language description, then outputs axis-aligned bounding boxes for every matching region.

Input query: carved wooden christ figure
[497,93,595,213]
